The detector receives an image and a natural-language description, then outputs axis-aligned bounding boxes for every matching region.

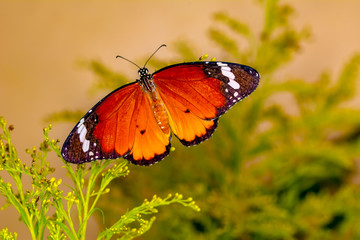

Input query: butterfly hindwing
[153,61,259,146]
[155,81,220,146]
[124,89,171,165]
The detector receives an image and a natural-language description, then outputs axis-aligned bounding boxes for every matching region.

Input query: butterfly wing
[61,82,171,165]
[153,61,259,146]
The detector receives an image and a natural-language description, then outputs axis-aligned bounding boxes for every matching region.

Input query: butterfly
[61,45,260,166]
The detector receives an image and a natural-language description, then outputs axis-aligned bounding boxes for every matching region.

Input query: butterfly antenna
[116,55,141,69]
[143,44,167,68]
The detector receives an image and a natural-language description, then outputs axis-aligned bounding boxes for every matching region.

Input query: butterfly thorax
[138,68,155,92]
[138,67,170,135]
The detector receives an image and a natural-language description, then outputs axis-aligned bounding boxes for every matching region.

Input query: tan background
[1,0,360,238]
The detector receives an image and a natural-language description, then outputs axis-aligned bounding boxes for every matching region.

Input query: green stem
[79,181,91,240]
[14,175,37,240]
[78,161,110,240]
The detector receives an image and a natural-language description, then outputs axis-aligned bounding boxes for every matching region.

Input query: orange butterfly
[61,45,260,165]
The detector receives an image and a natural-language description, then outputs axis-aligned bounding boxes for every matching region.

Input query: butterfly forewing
[61,82,171,165]
[62,83,139,163]
[153,61,259,146]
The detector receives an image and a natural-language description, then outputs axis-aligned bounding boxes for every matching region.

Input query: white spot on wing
[217,62,240,90]
[77,124,85,134]
[217,62,227,67]
[83,140,90,152]
[234,92,239,97]
[79,127,87,143]
[77,118,84,127]
[221,66,231,72]
[223,72,238,89]
[76,117,91,153]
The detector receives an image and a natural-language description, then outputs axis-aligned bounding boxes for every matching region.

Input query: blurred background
[1,0,360,239]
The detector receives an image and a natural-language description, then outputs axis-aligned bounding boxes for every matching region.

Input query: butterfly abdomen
[147,90,170,135]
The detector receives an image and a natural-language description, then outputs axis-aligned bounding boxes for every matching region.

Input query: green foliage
[0,229,17,240]
[0,117,199,240]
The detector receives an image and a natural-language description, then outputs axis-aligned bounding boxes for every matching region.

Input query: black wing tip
[124,143,171,166]
[61,142,84,164]
[245,66,260,88]
[178,119,219,147]
[61,142,124,164]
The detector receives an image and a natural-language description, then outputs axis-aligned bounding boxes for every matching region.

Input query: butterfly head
[138,67,153,82]
[138,67,150,78]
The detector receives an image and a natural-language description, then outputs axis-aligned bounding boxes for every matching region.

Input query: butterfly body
[138,70,170,135]
[62,61,260,166]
